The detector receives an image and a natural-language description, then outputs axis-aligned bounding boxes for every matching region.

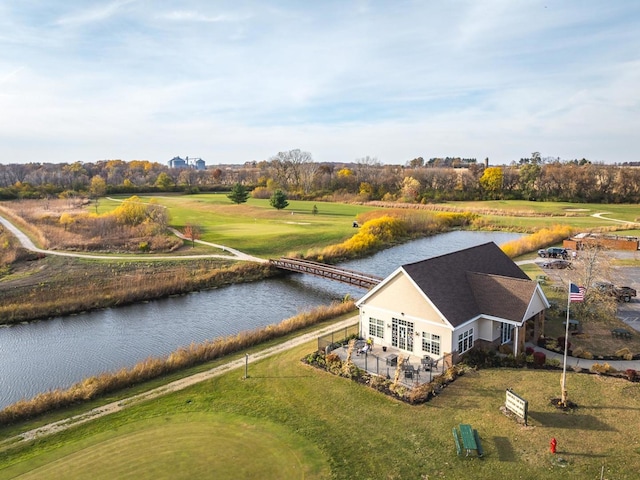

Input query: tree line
[1,151,639,204]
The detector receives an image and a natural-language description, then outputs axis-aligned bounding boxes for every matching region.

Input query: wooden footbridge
[269,257,383,289]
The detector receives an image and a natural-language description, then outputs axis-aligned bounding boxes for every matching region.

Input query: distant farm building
[168,156,206,170]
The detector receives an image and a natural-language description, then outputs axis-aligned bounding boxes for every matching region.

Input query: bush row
[465,347,639,382]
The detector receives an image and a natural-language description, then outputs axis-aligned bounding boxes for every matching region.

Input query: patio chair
[421,356,432,370]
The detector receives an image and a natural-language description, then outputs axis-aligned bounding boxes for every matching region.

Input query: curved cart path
[0,214,266,263]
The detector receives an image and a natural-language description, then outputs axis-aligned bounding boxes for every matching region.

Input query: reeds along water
[500,225,574,258]
[0,300,355,425]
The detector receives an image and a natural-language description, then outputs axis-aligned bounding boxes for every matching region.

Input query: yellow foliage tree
[113,196,148,226]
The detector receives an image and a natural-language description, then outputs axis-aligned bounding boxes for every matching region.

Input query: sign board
[505,389,528,425]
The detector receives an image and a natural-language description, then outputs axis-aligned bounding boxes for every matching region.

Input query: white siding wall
[360,305,453,357]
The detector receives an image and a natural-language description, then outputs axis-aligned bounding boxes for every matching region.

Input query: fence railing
[317,324,360,352]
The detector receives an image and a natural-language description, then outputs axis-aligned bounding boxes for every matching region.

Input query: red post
[550,437,557,454]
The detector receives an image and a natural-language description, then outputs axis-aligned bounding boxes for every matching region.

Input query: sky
[1,1,639,166]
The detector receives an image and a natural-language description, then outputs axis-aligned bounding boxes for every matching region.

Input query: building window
[391,317,414,351]
[421,332,440,356]
[368,317,384,339]
[458,328,474,353]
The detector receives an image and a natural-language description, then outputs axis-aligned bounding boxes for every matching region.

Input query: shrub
[533,351,546,366]
[525,346,535,355]
[369,375,391,390]
[546,358,561,367]
[591,363,615,374]
[325,353,343,375]
[498,344,513,355]
[407,382,433,404]
[615,348,632,358]
[462,348,500,368]
[625,369,637,381]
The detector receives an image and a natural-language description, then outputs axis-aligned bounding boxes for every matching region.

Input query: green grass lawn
[99,194,374,257]
[98,196,639,259]
[2,336,640,479]
[436,200,640,231]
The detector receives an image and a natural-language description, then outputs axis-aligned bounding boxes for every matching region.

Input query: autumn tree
[227,183,250,204]
[401,176,421,202]
[155,172,174,191]
[183,223,202,247]
[113,196,148,225]
[89,175,107,198]
[479,167,503,199]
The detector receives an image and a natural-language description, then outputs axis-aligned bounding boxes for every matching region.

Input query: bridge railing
[270,257,382,289]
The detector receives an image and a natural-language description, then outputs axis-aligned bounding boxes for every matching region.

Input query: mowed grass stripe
[5,414,328,480]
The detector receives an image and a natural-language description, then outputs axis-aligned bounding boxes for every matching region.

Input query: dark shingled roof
[401,242,532,327]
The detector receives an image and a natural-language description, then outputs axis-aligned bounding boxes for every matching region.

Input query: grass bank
[2,338,640,479]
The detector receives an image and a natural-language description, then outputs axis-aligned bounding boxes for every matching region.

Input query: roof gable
[401,242,530,327]
[467,272,537,323]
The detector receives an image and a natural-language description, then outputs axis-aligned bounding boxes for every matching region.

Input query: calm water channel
[0,231,521,408]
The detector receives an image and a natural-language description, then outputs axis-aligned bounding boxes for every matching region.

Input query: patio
[328,340,445,388]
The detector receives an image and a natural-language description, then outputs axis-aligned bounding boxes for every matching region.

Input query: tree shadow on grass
[528,411,617,431]
[493,436,516,462]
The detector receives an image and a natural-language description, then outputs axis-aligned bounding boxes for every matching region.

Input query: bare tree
[569,242,616,319]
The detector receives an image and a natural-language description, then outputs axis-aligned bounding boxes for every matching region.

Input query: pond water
[0,230,521,409]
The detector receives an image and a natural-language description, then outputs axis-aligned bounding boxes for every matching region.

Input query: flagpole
[561,285,571,406]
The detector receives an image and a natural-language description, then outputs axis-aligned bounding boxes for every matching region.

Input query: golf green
[7,413,329,480]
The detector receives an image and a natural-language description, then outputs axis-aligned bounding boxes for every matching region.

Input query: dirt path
[0,316,358,447]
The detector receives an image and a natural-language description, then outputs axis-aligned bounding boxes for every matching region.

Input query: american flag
[569,283,585,302]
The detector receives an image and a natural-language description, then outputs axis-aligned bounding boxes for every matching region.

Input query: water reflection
[0,231,521,408]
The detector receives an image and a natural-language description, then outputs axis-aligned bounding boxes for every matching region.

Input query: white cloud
[1,1,639,164]
[54,0,137,27]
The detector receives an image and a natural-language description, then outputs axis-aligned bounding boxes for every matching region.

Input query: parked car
[542,259,572,269]
[537,247,569,259]
[594,282,637,302]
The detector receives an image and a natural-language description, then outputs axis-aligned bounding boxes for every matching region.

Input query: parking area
[536,250,640,332]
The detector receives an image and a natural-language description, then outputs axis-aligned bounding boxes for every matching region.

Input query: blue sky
[1,1,639,165]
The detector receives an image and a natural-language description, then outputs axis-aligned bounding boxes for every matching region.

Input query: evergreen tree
[227,183,250,204]
[269,189,289,210]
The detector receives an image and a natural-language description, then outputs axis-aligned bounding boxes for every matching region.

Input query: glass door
[392,318,414,351]
[500,323,513,344]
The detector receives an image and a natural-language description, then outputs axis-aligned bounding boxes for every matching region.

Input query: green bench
[473,429,484,457]
[452,427,462,455]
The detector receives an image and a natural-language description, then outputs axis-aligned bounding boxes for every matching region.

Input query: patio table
[611,328,632,339]
[385,354,398,366]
